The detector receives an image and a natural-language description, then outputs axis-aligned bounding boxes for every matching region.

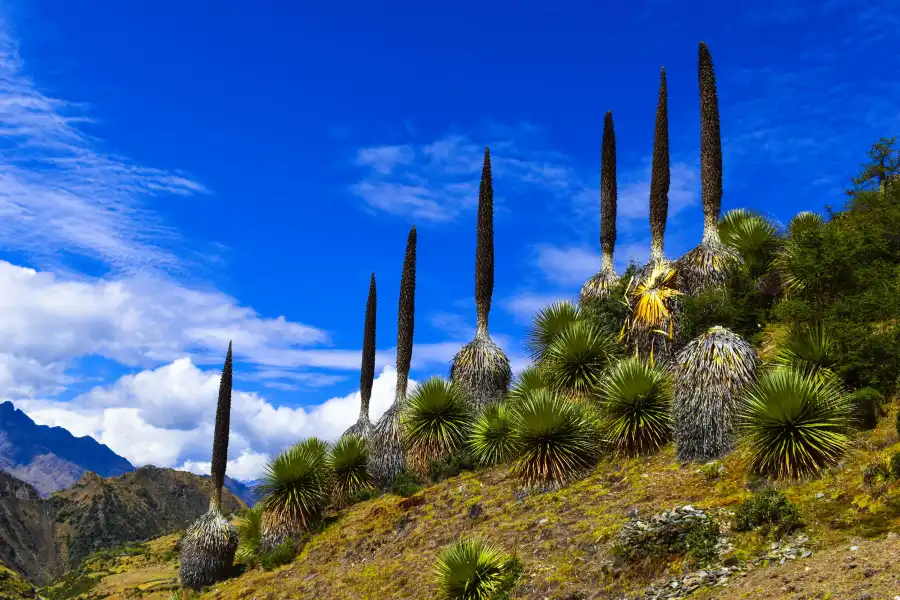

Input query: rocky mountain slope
[0,401,133,496]
[0,401,259,506]
[0,465,244,586]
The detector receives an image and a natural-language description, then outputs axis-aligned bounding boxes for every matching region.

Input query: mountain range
[0,400,259,505]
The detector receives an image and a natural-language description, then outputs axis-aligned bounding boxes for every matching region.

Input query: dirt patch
[695,534,900,600]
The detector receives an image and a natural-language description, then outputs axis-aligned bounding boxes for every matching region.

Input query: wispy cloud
[0,22,208,274]
[352,127,579,222]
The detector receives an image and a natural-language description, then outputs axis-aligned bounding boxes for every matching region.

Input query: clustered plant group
[176,41,900,599]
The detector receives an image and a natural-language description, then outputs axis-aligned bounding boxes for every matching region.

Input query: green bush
[683,518,721,565]
[349,486,380,504]
[733,490,804,536]
[428,448,476,482]
[390,471,424,498]
[260,538,298,571]
[847,387,885,430]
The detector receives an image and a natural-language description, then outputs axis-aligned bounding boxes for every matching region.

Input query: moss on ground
[42,402,900,599]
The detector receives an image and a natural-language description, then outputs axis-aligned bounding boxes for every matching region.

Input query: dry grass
[49,404,900,600]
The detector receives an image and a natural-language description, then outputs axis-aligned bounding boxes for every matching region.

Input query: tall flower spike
[344,274,377,439]
[369,226,417,488]
[649,67,670,264]
[677,42,739,295]
[451,147,511,410]
[178,342,238,590]
[579,111,619,304]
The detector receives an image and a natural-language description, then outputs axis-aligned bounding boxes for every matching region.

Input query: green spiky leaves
[402,377,471,476]
[234,506,263,565]
[510,388,600,489]
[597,356,673,454]
[468,403,517,466]
[673,326,758,463]
[719,209,781,276]
[526,301,580,363]
[541,320,619,399]
[740,368,852,479]
[328,434,372,506]
[434,537,520,600]
[258,437,331,549]
[773,323,838,382]
[507,366,548,404]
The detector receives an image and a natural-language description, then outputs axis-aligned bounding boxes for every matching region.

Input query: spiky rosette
[507,366,548,404]
[450,330,512,411]
[258,438,331,551]
[678,42,739,295]
[179,506,239,590]
[673,326,758,462]
[402,377,471,476]
[581,111,618,304]
[468,403,517,466]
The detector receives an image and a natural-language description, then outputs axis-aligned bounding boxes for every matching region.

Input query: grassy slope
[45,405,900,600]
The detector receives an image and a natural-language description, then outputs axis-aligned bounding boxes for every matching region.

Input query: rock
[815,492,825,499]
[467,503,483,520]
[850,545,859,551]
[887,531,898,540]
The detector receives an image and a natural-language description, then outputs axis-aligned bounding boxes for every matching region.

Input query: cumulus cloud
[13,362,410,481]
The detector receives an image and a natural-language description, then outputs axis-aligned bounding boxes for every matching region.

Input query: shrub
[862,460,893,488]
[740,368,852,479]
[429,448,476,482]
[699,462,723,482]
[234,506,263,565]
[596,356,672,454]
[259,538,298,571]
[510,388,599,489]
[468,403,517,466]
[258,437,331,549]
[390,471,423,498]
[614,506,720,567]
[541,320,619,399]
[402,377,472,476]
[327,433,372,505]
[891,453,900,480]
[434,537,521,600]
[733,490,804,536]
[847,386,885,430]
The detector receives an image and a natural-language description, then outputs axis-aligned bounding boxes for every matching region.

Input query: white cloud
[13,362,411,481]
[0,22,207,274]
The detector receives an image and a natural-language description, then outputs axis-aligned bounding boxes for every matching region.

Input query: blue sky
[1,0,897,480]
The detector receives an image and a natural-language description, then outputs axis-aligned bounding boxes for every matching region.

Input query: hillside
[0,562,35,600]
[42,409,900,600]
[0,466,244,586]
